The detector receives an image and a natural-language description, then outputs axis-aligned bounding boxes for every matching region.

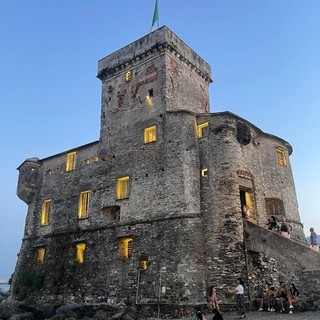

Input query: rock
[9,312,34,320]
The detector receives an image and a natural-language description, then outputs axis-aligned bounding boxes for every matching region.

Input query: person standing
[310,227,319,251]
[228,278,246,319]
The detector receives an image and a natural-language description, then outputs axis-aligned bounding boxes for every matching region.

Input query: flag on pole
[150,0,159,32]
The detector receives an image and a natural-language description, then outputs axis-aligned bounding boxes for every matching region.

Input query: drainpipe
[243,220,253,310]
[135,269,141,304]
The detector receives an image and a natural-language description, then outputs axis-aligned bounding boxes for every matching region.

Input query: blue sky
[1,0,320,281]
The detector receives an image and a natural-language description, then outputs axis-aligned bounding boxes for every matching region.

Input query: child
[208,285,224,320]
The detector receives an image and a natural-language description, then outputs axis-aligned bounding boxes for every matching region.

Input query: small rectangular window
[41,199,52,226]
[201,168,209,177]
[78,190,91,219]
[76,242,86,264]
[37,247,46,264]
[116,176,130,200]
[197,122,209,138]
[144,126,157,144]
[139,259,147,270]
[119,237,132,259]
[276,147,287,166]
[66,152,76,171]
[125,70,132,82]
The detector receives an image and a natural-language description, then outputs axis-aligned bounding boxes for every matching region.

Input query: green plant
[14,270,45,293]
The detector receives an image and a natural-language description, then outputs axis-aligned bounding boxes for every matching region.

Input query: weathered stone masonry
[12,26,316,310]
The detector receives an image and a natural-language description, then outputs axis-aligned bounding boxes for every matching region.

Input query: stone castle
[12,26,320,311]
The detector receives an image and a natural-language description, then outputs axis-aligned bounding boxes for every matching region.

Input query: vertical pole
[135,269,141,304]
[157,271,161,319]
[243,220,253,310]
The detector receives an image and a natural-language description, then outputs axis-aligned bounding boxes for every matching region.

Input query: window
[76,242,86,264]
[41,199,51,226]
[265,198,284,216]
[78,190,91,219]
[119,237,132,259]
[125,71,132,82]
[66,152,76,171]
[146,89,153,106]
[201,168,209,177]
[144,126,157,144]
[139,259,147,270]
[101,205,120,221]
[240,188,256,221]
[37,247,46,264]
[276,147,287,166]
[197,122,209,138]
[116,176,130,200]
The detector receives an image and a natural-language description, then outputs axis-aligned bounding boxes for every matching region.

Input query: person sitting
[278,282,289,312]
[269,286,278,312]
[193,310,207,320]
[287,283,299,314]
[241,205,251,219]
[279,216,292,238]
[268,215,279,231]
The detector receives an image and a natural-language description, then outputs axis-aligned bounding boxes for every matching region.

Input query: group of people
[265,215,291,238]
[193,278,246,320]
[257,282,299,314]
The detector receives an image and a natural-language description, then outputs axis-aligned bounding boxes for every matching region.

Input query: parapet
[97,25,212,82]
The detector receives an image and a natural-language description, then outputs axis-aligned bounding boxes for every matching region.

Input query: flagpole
[157,0,160,28]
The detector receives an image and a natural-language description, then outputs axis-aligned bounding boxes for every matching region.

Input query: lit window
[66,152,76,171]
[146,89,154,106]
[78,190,91,219]
[276,147,287,166]
[144,126,157,144]
[119,237,132,259]
[116,176,129,200]
[37,247,46,264]
[125,71,132,82]
[76,242,86,264]
[201,168,209,177]
[197,122,209,138]
[139,260,147,270]
[41,199,52,226]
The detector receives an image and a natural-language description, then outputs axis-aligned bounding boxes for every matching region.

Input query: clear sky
[1,0,320,281]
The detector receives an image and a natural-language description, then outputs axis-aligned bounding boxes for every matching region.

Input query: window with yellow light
[78,190,91,219]
[37,247,46,264]
[139,259,147,270]
[276,147,287,166]
[76,242,86,264]
[125,70,132,82]
[116,176,129,200]
[146,89,154,106]
[201,168,209,177]
[41,199,52,226]
[144,126,157,144]
[119,237,132,259]
[66,152,76,172]
[197,122,209,138]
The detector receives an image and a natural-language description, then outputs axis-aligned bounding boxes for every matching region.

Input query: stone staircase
[244,220,320,310]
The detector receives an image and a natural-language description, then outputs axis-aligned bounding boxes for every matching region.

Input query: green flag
[150,0,159,32]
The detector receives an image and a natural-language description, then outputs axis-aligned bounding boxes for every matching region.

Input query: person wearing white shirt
[228,278,246,319]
